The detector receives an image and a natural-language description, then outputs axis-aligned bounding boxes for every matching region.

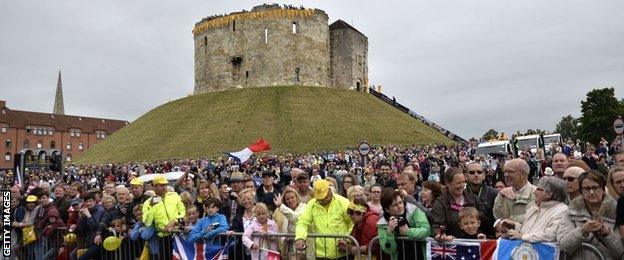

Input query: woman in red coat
[338,197,380,258]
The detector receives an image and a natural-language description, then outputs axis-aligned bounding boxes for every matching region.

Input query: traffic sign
[615,117,624,135]
[358,142,371,155]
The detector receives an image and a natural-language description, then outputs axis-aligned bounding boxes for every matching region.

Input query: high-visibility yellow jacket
[142,192,186,237]
[295,194,353,259]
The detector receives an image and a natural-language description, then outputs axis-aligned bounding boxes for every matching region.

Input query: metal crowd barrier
[19,226,72,260]
[212,232,362,260]
[366,236,607,260]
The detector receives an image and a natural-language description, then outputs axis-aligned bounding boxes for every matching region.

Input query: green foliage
[482,129,499,141]
[555,115,578,142]
[76,86,453,164]
[577,87,624,144]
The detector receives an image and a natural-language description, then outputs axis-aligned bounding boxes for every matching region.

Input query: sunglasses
[467,170,484,175]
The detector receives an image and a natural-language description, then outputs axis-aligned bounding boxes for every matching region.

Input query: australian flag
[172,235,234,260]
[428,239,497,260]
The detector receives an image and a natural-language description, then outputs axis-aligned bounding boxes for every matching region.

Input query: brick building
[0,72,128,169]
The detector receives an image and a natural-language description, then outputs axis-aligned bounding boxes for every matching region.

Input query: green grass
[76,86,453,164]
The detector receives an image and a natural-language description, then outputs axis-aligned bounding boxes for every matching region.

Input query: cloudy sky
[1,0,623,139]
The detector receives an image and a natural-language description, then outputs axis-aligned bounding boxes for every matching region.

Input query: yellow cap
[130,178,144,186]
[152,175,168,185]
[103,236,122,251]
[26,195,38,203]
[313,179,330,200]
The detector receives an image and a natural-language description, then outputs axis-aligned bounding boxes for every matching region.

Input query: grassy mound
[76,86,452,163]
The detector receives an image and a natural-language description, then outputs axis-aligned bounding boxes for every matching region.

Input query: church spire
[53,70,65,115]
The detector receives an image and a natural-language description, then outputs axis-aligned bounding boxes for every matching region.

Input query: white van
[543,133,562,155]
[475,140,512,159]
[513,134,543,155]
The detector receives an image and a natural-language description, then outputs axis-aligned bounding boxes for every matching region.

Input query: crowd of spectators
[2,136,624,259]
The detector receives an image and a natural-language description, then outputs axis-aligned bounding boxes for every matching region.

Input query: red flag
[480,240,497,259]
[248,138,271,152]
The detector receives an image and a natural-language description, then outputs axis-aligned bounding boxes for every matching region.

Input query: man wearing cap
[126,178,147,224]
[223,171,245,223]
[295,172,313,203]
[256,170,282,211]
[142,175,186,258]
[295,179,353,259]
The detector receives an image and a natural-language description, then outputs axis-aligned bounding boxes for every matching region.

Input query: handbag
[23,226,36,245]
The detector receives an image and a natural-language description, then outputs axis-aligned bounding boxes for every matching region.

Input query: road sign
[615,118,624,135]
[358,142,371,155]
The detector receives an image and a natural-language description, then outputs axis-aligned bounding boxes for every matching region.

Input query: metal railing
[17,228,610,260]
[212,232,362,260]
[366,236,607,260]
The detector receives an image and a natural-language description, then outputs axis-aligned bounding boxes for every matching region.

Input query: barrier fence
[211,232,362,260]
[364,236,606,260]
[16,228,609,260]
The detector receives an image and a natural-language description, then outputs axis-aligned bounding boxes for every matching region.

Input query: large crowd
[3,136,624,260]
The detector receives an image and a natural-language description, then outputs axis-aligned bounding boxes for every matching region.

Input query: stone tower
[329,20,369,92]
[53,70,65,115]
[192,4,368,94]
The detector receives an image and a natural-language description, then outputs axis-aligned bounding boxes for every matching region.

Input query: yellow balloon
[103,236,122,251]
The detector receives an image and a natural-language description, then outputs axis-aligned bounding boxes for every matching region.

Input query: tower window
[5,139,11,148]
[246,71,249,79]
[264,27,268,44]
[204,36,208,46]
[232,20,236,31]
[292,22,297,33]
[295,67,300,82]
[4,152,10,161]
[50,141,55,149]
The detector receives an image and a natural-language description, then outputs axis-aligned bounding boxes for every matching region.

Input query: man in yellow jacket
[295,179,353,259]
[142,175,186,258]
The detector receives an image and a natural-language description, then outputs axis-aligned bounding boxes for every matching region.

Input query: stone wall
[193,6,331,94]
[330,21,369,91]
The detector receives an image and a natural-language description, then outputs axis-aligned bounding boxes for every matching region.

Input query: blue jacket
[188,213,228,244]
[131,222,159,254]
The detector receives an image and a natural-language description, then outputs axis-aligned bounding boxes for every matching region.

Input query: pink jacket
[242,218,279,260]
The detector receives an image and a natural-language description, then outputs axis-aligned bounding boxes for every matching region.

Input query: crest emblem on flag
[511,242,539,260]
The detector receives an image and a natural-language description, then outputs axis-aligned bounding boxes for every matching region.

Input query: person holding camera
[141,175,186,259]
[188,198,229,244]
[559,171,622,259]
[377,188,430,260]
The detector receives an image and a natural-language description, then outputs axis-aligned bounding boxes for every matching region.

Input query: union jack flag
[430,242,458,260]
[428,239,495,260]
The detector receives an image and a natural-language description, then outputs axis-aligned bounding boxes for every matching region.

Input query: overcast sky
[1,0,623,139]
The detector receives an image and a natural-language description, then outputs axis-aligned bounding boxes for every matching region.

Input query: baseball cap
[152,175,168,185]
[130,178,144,186]
[313,179,330,200]
[26,195,38,203]
[230,171,245,181]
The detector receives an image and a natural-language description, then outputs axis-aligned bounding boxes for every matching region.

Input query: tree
[482,129,499,141]
[555,115,578,142]
[577,87,624,145]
